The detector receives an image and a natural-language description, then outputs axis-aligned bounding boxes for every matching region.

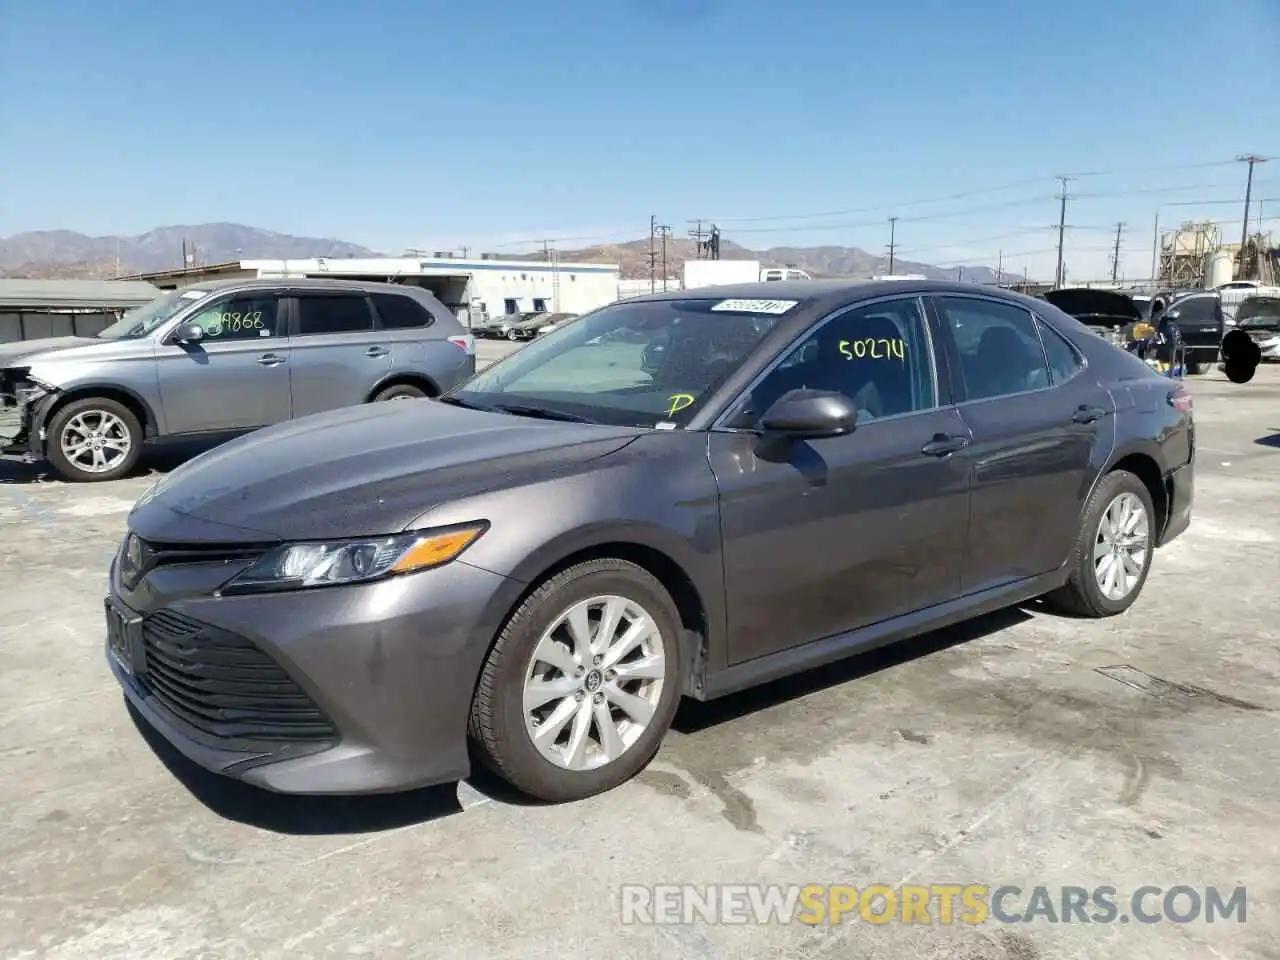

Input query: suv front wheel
[45,397,143,483]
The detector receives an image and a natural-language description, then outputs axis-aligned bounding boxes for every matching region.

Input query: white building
[128,254,621,330]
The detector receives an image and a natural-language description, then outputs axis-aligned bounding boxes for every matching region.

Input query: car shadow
[0,438,224,485]
[1256,432,1280,449]
[671,606,1031,735]
[130,607,1037,833]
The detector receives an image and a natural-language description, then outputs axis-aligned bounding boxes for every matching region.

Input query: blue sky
[2,0,1277,280]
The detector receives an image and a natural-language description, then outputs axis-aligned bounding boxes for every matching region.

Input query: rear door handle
[257,354,286,366]
[364,347,389,358]
[1072,405,1107,424]
[921,434,970,457]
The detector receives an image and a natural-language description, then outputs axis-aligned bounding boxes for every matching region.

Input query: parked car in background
[105,279,1193,804]
[1155,290,1225,374]
[0,278,476,482]
[1040,288,1142,346]
[499,312,551,341]
[1234,294,1280,362]
[536,312,578,336]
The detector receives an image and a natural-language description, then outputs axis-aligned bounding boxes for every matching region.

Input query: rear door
[930,295,1115,594]
[1164,294,1222,360]
[155,291,292,434]
[286,292,388,416]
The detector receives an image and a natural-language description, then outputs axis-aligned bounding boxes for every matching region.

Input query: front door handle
[1072,405,1106,424]
[364,347,389,358]
[921,433,970,457]
[257,353,286,366]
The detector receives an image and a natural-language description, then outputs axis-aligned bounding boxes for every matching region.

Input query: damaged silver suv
[1,278,476,482]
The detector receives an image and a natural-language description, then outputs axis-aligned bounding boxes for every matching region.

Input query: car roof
[175,277,438,297]
[626,278,1042,310]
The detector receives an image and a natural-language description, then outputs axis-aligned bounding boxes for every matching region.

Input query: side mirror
[759,389,858,439]
[173,323,204,344]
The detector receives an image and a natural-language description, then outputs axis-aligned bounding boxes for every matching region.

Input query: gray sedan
[105,280,1194,803]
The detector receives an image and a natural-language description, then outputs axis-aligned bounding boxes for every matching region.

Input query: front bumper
[0,377,52,459]
[106,548,522,794]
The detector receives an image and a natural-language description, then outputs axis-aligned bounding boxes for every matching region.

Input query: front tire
[469,559,684,802]
[372,383,427,402]
[1043,469,1155,617]
[45,397,143,483]
[507,329,521,342]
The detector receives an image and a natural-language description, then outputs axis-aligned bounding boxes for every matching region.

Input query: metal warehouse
[123,254,621,329]
[0,279,162,342]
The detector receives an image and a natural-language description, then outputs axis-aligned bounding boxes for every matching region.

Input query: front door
[286,293,388,417]
[710,295,973,665]
[930,295,1114,593]
[155,292,292,435]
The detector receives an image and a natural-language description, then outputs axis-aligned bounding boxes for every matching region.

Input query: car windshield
[448,297,797,426]
[1238,299,1280,329]
[96,289,204,339]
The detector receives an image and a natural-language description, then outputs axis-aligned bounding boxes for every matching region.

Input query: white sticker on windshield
[711,298,798,315]
[180,290,206,300]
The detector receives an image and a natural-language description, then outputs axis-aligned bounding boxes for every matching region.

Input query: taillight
[1168,383,1193,413]
[448,335,475,356]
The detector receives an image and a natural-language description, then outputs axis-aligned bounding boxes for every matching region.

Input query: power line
[728,195,1051,235]
[707,158,1248,225]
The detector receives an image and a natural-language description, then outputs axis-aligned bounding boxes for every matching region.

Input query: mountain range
[0,223,1012,284]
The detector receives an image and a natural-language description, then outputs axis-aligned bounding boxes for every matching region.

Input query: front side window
[936,296,1049,401]
[450,297,795,426]
[727,297,937,425]
[295,295,374,336]
[183,295,282,341]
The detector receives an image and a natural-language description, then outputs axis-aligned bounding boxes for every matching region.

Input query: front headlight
[219,522,488,595]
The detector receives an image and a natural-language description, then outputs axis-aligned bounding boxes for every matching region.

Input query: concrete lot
[2,359,1279,959]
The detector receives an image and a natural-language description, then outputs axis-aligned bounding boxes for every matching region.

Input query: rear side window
[1036,318,1084,385]
[372,292,433,330]
[295,295,374,336]
[934,297,1050,401]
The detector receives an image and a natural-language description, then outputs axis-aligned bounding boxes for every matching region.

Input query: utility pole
[657,224,672,291]
[886,217,898,274]
[689,220,707,259]
[1054,175,1072,288]
[542,240,551,263]
[1110,222,1126,282]
[997,249,1004,283]
[1150,213,1160,281]
[648,216,657,293]
[1237,155,1268,274]
[957,266,963,282]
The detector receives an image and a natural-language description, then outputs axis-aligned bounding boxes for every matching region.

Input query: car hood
[0,336,101,367]
[1041,288,1141,324]
[129,399,643,542]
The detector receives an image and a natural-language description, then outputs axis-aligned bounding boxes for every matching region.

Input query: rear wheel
[45,397,143,483]
[1183,357,1202,375]
[372,383,427,402]
[469,559,683,802]
[1043,469,1155,618]
[507,329,521,342]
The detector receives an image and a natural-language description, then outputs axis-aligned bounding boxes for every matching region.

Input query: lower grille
[140,610,336,744]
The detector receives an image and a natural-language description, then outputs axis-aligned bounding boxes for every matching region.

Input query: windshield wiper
[490,403,593,423]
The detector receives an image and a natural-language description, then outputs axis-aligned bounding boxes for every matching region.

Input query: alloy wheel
[1094,492,1149,601]
[59,410,132,475]
[522,595,666,772]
